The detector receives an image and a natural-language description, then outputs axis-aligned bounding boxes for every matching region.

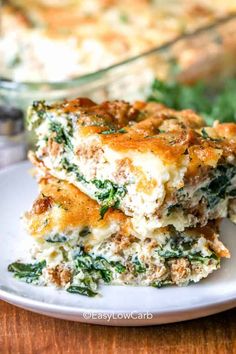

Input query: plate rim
[0,283,236,316]
[0,285,235,326]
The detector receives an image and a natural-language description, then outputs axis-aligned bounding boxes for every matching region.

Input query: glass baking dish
[0,14,236,112]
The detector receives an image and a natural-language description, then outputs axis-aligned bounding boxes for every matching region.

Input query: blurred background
[1,0,236,167]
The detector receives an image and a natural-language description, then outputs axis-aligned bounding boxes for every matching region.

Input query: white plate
[0,162,235,326]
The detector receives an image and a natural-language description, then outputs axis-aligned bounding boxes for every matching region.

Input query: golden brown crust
[25,175,129,238]
[43,99,236,175]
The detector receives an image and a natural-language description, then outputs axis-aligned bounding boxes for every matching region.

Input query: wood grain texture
[0,301,235,354]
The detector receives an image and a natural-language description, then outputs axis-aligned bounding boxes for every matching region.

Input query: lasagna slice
[9,175,230,296]
[28,99,236,235]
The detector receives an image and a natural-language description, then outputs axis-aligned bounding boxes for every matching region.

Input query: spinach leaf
[92,179,127,218]
[99,205,109,219]
[75,253,94,269]
[201,165,236,208]
[152,280,173,288]
[70,250,115,294]
[61,160,127,217]
[67,285,97,297]
[74,252,113,284]
[8,260,46,284]
[93,257,113,283]
[28,100,49,129]
[61,158,87,183]
[99,269,113,283]
[49,121,73,150]
[157,236,218,264]
[228,189,236,197]
[188,252,219,263]
[93,257,111,271]
[132,256,146,274]
[110,261,126,274]
[158,249,182,258]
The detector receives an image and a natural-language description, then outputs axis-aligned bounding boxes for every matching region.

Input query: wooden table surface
[0,301,235,354]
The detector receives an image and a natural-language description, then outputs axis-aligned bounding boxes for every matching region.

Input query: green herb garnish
[147,78,236,125]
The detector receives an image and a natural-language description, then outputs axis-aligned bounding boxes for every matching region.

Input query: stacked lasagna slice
[9,98,236,296]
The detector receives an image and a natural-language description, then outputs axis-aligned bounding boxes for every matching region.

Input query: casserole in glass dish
[0,15,236,111]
